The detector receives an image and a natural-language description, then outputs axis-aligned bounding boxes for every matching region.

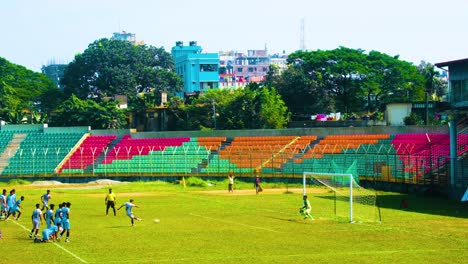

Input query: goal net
[303,172,380,223]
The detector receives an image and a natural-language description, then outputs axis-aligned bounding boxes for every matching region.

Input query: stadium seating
[282,134,400,180]
[0,127,463,187]
[59,134,117,173]
[202,135,317,174]
[93,137,227,174]
[1,132,84,176]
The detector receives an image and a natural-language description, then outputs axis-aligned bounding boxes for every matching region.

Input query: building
[171,41,219,97]
[269,52,289,72]
[436,58,468,109]
[233,49,270,83]
[218,49,289,88]
[41,63,67,90]
[111,31,143,45]
[434,58,468,199]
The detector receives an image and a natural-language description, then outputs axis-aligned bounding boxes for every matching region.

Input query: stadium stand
[1,131,84,176]
[59,134,117,174]
[0,125,465,192]
[93,136,226,174]
[202,136,316,174]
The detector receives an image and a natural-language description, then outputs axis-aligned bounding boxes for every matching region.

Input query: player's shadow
[106,226,133,229]
[263,215,315,225]
[314,193,468,219]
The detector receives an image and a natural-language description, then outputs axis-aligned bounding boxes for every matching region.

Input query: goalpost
[303,172,381,223]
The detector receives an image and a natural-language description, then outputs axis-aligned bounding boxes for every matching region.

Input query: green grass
[1,180,467,264]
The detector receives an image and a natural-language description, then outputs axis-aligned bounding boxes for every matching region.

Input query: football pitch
[1,180,467,264]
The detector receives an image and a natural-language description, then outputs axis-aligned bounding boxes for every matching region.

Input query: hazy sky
[1,0,466,72]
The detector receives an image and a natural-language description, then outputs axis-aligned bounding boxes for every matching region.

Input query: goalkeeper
[299,195,314,220]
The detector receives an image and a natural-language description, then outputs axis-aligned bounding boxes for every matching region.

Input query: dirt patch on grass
[83,192,166,198]
[196,188,330,196]
[6,179,129,191]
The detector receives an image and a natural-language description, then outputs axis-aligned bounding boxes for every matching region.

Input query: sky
[1,0,467,72]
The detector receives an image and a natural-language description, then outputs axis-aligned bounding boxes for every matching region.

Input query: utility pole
[212,99,217,130]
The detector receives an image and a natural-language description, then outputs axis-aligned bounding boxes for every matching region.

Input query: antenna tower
[300,18,306,51]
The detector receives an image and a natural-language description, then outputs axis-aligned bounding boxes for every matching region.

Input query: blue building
[171,41,219,97]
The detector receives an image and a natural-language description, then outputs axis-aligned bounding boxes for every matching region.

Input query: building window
[248,68,254,73]
[451,80,468,104]
[263,67,268,72]
[237,68,243,73]
[200,64,218,72]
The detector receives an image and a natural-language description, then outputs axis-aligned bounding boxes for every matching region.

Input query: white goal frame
[303,172,361,223]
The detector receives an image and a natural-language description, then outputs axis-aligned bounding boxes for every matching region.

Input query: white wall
[386,103,412,126]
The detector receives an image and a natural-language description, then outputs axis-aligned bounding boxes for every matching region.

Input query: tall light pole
[212,99,217,130]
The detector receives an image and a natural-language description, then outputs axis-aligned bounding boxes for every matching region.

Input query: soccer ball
[153,219,160,223]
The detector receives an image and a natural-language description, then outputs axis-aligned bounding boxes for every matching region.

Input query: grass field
[1,179,467,264]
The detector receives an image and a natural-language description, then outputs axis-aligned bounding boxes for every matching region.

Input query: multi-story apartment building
[218,49,288,88]
[171,41,219,97]
[41,63,67,90]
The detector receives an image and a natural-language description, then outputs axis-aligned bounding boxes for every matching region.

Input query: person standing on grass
[254,170,262,194]
[44,204,55,228]
[118,199,141,226]
[105,188,117,216]
[1,189,7,219]
[299,195,314,220]
[54,203,63,231]
[6,189,16,219]
[228,171,235,193]
[58,202,71,242]
[7,196,24,220]
[30,203,42,239]
[41,190,51,211]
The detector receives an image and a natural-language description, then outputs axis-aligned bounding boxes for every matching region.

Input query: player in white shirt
[0,189,7,219]
[118,199,142,226]
[30,204,42,239]
[41,190,51,211]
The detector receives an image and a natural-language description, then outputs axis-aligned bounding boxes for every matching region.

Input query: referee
[105,188,117,216]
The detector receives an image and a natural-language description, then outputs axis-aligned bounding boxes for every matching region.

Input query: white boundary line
[189,213,284,233]
[11,220,88,264]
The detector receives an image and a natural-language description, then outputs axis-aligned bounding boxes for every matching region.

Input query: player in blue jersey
[41,190,51,211]
[30,204,42,239]
[43,204,55,228]
[6,196,25,220]
[118,199,141,226]
[6,189,16,219]
[0,189,7,219]
[34,225,59,243]
[54,203,63,230]
[58,202,71,242]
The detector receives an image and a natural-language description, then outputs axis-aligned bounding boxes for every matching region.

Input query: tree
[366,51,424,111]
[257,86,290,128]
[275,52,334,118]
[167,87,289,130]
[61,38,182,104]
[418,61,448,125]
[50,95,127,129]
[276,47,426,119]
[0,57,57,121]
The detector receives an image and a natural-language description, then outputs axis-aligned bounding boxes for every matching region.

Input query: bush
[7,179,31,185]
[404,113,421,125]
[184,177,208,187]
